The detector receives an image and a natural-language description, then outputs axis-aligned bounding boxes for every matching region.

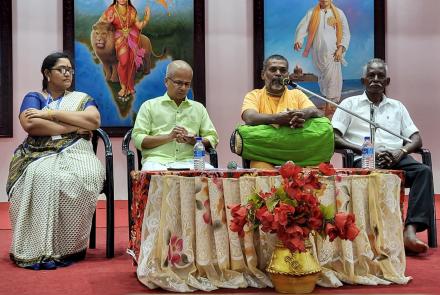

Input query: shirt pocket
[381,113,402,140]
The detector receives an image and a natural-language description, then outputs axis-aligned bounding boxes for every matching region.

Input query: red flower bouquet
[228,161,360,252]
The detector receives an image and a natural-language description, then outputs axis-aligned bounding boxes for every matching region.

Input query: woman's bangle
[400,147,408,155]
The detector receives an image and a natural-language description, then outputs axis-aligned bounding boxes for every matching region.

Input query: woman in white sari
[6,52,105,269]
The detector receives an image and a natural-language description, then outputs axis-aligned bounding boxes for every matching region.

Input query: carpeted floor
[0,199,439,295]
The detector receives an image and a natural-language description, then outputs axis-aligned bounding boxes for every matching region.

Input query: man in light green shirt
[132,60,219,170]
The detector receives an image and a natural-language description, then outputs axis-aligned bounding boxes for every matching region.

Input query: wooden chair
[89,128,115,258]
[122,128,218,239]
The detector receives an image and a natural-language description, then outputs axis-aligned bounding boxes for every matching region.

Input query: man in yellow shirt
[132,60,218,170]
[241,54,322,169]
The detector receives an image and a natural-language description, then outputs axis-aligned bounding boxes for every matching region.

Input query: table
[129,169,410,292]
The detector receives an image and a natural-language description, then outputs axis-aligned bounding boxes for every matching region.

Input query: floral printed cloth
[129,169,409,291]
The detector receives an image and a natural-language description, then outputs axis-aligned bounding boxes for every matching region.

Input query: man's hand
[289,111,306,128]
[376,149,405,168]
[181,133,196,145]
[169,126,188,143]
[275,110,296,126]
[294,42,302,51]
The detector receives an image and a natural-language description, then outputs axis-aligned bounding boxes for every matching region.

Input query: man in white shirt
[332,58,433,254]
[294,0,350,117]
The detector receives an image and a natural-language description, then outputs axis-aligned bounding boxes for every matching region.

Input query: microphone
[279,77,297,88]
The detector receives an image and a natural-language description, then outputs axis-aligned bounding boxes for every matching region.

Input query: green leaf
[284,198,297,207]
[276,186,287,199]
[278,188,297,207]
[246,192,261,205]
[266,195,279,212]
[320,204,336,220]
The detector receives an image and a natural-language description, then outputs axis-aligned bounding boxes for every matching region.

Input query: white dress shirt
[332,92,419,156]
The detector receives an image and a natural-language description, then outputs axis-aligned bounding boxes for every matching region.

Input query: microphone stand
[369,102,376,148]
[282,79,412,144]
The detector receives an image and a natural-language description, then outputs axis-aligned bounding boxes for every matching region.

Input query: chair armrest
[122,129,134,157]
[335,148,355,168]
[122,128,136,169]
[208,148,218,168]
[94,128,113,159]
[412,147,432,168]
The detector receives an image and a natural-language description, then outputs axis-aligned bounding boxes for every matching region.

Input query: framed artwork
[254,0,385,106]
[0,0,13,137]
[63,0,205,137]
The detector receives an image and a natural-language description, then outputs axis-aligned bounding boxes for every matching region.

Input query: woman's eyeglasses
[167,77,191,88]
[51,67,75,75]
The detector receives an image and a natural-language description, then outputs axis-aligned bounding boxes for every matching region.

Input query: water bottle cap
[364,136,370,140]
[196,137,202,141]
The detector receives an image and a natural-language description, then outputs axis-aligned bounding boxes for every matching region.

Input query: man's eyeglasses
[167,77,191,88]
[51,67,75,75]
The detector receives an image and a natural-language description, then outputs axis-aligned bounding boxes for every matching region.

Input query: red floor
[0,199,439,295]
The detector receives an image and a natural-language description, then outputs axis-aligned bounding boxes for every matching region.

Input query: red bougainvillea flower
[325,223,339,242]
[228,204,248,237]
[227,161,361,253]
[258,187,277,200]
[284,235,306,252]
[309,207,323,229]
[285,184,303,201]
[334,212,360,241]
[168,235,183,266]
[318,162,336,176]
[256,206,277,232]
[279,161,302,179]
[274,203,295,226]
[203,199,212,224]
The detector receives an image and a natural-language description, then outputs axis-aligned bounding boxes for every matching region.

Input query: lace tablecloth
[129,169,409,291]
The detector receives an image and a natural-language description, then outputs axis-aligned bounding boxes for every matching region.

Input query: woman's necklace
[115,4,130,37]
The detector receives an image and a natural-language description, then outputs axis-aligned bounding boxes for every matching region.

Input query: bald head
[165,60,193,101]
[166,60,193,78]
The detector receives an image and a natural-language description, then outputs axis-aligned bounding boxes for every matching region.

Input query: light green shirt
[132,93,219,164]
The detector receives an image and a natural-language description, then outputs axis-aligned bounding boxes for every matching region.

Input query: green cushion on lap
[233,118,334,167]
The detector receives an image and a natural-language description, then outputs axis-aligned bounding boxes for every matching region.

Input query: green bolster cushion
[230,117,334,167]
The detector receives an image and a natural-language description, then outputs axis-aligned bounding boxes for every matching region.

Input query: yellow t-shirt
[241,87,315,116]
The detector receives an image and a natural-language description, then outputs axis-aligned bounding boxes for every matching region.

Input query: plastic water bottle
[193,137,205,170]
[361,136,375,169]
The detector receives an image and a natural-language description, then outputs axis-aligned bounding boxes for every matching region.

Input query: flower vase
[266,239,321,294]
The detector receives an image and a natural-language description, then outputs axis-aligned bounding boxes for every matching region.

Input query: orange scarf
[303,3,342,57]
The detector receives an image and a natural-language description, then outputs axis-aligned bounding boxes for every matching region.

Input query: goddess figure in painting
[99,0,150,98]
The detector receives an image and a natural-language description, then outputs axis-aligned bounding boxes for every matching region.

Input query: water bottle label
[194,150,205,157]
[362,147,374,155]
